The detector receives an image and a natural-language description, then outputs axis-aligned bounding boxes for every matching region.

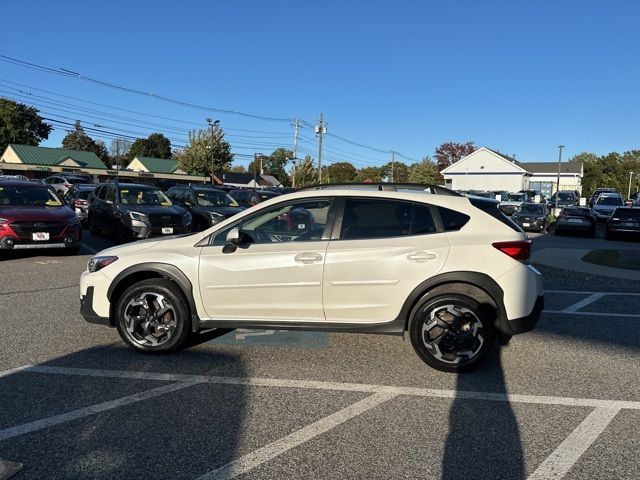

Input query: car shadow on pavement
[0,344,248,480]
[442,347,525,480]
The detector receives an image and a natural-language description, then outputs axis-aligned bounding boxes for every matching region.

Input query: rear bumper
[503,294,544,335]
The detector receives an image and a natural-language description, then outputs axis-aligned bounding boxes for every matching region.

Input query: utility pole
[206,118,220,185]
[315,113,325,183]
[628,171,634,200]
[115,140,120,182]
[391,151,396,183]
[291,118,300,188]
[554,145,565,212]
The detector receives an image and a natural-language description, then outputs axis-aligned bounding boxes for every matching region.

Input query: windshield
[195,189,239,207]
[67,177,87,185]
[518,204,544,215]
[507,193,525,202]
[0,185,63,207]
[557,192,574,201]
[614,208,640,219]
[597,196,623,206]
[119,187,172,206]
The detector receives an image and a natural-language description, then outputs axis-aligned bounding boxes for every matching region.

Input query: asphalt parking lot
[1,230,639,479]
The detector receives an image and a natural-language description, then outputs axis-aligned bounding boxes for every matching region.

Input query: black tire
[409,294,496,373]
[115,279,191,353]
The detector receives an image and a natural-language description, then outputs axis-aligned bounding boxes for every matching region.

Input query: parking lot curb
[533,248,640,280]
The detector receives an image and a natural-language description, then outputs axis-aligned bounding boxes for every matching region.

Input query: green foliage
[356,166,382,182]
[128,133,172,159]
[61,121,109,163]
[230,164,246,173]
[408,157,441,184]
[176,127,233,177]
[379,161,410,182]
[247,148,292,186]
[293,155,318,187]
[571,150,640,197]
[0,99,52,153]
[326,162,357,183]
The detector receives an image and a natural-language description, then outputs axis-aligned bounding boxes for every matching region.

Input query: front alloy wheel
[409,294,496,372]
[116,279,190,353]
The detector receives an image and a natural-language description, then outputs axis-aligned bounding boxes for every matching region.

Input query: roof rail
[295,182,462,197]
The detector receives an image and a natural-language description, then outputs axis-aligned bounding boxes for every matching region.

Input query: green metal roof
[135,156,179,174]
[7,144,107,169]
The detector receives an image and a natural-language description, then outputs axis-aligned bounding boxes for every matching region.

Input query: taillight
[492,240,531,261]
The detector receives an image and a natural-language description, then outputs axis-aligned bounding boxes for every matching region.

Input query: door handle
[407,251,438,262]
[294,252,323,264]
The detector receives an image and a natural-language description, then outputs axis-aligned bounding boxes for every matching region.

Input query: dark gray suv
[88,183,192,239]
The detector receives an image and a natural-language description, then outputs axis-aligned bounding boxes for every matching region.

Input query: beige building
[441,147,583,196]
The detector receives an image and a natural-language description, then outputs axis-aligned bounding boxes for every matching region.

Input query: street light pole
[554,145,565,212]
[628,171,634,200]
[206,118,220,185]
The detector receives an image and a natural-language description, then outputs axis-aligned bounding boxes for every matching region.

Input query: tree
[176,127,233,177]
[61,121,109,163]
[379,161,410,182]
[0,98,51,153]
[247,148,292,186]
[293,155,318,187]
[230,164,246,173]
[434,141,476,171]
[356,166,382,182]
[408,157,441,184]
[109,138,133,169]
[128,132,171,159]
[326,162,357,183]
[570,151,640,196]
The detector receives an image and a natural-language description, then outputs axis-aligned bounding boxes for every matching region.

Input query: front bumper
[80,286,111,326]
[128,220,192,239]
[513,218,547,231]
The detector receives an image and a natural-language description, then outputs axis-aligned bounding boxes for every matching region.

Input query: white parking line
[0,365,33,379]
[543,310,640,318]
[561,293,605,313]
[0,380,202,441]
[23,365,640,410]
[527,407,620,480]
[544,290,640,296]
[197,391,398,480]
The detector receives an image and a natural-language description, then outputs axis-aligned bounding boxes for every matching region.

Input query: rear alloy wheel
[116,279,191,353]
[409,294,496,372]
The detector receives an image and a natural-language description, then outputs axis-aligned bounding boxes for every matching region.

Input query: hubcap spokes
[124,292,177,346]
[421,304,484,364]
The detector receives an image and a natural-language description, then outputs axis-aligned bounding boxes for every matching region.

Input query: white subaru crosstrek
[80,184,543,372]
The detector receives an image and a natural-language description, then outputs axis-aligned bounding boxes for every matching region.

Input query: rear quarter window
[437,207,470,231]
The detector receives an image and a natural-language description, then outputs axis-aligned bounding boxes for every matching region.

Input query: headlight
[129,211,147,221]
[208,211,224,219]
[0,218,7,224]
[88,256,118,273]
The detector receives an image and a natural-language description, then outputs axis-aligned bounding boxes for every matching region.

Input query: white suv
[80,184,543,372]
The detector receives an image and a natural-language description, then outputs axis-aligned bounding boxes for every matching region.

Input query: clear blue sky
[1,0,638,168]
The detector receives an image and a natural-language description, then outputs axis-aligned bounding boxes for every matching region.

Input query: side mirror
[226,227,240,245]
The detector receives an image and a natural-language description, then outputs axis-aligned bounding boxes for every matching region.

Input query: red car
[0,181,81,252]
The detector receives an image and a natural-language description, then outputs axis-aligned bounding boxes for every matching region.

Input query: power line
[0,53,296,123]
